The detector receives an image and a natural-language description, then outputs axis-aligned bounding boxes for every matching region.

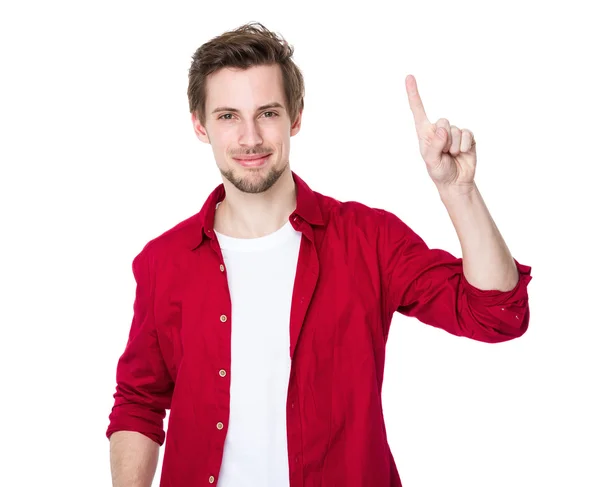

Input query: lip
[233,154,271,167]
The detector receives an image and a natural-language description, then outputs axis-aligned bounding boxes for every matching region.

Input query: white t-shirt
[214,214,302,487]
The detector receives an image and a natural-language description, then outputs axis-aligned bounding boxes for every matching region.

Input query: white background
[1,1,599,486]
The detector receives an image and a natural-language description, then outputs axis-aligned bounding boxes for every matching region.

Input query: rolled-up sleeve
[378,209,533,343]
[106,245,174,445]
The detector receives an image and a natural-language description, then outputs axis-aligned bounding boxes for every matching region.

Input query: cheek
[208,135,231,155]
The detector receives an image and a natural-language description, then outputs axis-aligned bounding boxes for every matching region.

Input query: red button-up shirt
[106,172,532,486]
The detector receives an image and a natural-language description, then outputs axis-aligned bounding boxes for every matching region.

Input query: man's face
[192,64,302,194]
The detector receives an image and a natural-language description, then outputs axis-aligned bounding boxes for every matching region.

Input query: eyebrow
[211,102,285,114]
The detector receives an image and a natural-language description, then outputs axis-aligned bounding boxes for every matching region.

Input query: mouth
[232,154,272,167]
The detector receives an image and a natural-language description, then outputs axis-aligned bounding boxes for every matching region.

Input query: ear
[192,112,211,144]
[290,109,303,137]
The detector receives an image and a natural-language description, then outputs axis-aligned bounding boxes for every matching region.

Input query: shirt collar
[190,171,324,250]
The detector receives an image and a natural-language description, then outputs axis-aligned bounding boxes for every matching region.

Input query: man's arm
[377,207,532,342]
[381,75,532,341]
[403,74,524,295]
[109,431,159,487]
[438,182,519,292]
[106,245,174,485]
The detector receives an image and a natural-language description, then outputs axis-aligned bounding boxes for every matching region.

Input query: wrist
[436,181,478,203]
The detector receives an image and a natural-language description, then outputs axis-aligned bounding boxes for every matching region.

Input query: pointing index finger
[406,75,429,127]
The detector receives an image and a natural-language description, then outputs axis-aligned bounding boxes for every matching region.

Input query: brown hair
[188,22,305,127]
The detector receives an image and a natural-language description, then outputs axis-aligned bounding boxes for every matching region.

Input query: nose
[239,119,263,147]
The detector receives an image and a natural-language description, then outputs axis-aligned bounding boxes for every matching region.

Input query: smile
[233,154,271,167]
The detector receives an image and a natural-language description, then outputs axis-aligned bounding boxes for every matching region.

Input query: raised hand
[405,75,477,191]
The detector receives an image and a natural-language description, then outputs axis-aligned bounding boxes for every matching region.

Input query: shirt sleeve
[106,245,174,446]
[378,209,533,343]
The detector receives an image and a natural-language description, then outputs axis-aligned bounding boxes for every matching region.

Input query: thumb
[423,126,446,162]
[434,127,447,148]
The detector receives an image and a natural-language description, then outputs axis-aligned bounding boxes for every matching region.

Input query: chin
[222,162,287,194]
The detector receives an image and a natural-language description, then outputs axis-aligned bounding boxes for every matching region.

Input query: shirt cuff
[461,258,532,306]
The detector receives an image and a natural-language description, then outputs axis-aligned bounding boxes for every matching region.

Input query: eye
[218,111,279,120]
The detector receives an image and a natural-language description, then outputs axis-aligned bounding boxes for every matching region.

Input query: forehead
[205,64,285,110]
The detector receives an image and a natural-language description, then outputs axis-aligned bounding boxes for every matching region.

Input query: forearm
[438,182,518,291]
[110,431,159,487]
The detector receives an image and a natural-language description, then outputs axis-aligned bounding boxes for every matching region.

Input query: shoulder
[314,190,401,231]
[313,190,423,257]
[133,211,203,265]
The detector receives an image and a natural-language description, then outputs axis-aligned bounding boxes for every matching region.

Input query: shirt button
[219,369,227,377]
[220,314,227,322]
[216,422,224,430]
[209,475,215,483]
[219,264,225,272]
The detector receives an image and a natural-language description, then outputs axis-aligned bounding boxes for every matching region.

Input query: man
[107,22,532,487]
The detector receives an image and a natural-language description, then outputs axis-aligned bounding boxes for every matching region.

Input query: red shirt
[106,172,532,486]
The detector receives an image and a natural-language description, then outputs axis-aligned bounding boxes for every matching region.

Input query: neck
[214,170,297,239]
